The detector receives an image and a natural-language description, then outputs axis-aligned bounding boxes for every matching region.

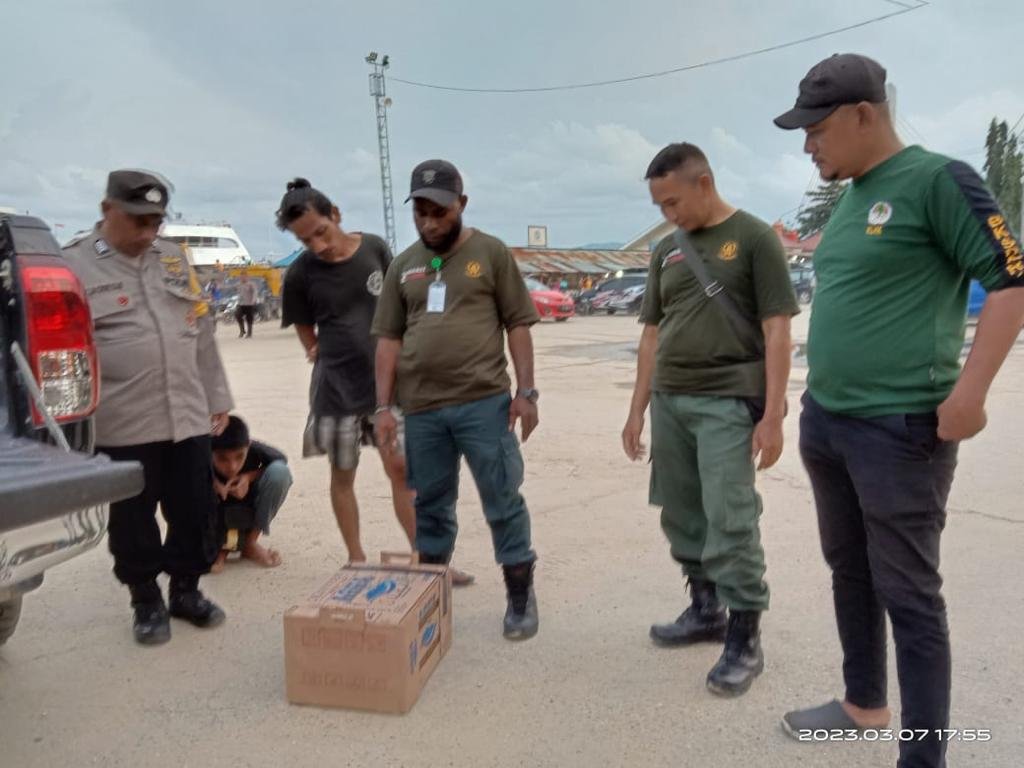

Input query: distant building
[621,218,821,261]
[510,247,650,288]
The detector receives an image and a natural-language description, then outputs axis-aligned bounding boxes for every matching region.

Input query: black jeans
[97,437,219,587]
[236,305,255,336]
[799,393,958,768]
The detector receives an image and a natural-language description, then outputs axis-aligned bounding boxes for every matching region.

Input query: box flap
[303,565,439,626]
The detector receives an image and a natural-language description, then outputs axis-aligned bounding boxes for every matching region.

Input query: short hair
[645,143,712,180]
[211,415,250,451]
[275,178,335,230]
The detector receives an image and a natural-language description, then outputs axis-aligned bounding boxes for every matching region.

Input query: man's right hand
[374,409,399,453]
[306,344,318,363]
[622,411,647,461]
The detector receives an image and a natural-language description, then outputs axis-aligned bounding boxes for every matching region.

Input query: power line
[390,1,929,94]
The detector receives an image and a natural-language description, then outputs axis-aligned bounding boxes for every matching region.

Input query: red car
[525,278,575,322]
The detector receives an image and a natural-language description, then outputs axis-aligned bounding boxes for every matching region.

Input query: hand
[751,415,784,470]
[621,411,646,461]
[213,478,230,501]
[210,412,229,436]
[508,396,539,442]
[306,344,318,363]
[228,474,251,499]
[374,409,399,453]
[937,388,987,441]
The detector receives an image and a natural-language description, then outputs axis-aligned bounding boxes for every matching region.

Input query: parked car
[585,274,648,315]
[789,264,816,304]
[0,214,143,645]
[967,279,986,317]
[606,283,647,314]
[524,277,575,322]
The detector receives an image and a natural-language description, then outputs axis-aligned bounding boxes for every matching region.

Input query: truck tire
[0,597,23,645]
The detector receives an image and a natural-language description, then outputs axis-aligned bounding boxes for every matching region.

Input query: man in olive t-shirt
[623,143,799,698]
[372,159,542,642]
[775,54,1024,768]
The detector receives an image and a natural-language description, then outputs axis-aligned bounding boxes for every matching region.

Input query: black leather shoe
[502,562,539,641]
[650,577,727,646]
[706,610,764,697]
[129,581,171,646]
[168,577,225,628]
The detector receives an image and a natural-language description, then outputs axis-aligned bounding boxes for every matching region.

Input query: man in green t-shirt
[775,54,1024,767]
[372,159,542,641]
[622,143,799,697]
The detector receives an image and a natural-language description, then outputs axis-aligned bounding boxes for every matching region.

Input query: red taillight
[18,255,99,424]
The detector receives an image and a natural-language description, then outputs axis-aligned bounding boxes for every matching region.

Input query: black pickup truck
[0,214,143,644]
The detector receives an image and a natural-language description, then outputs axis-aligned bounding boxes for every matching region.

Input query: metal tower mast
[366,52,397,255]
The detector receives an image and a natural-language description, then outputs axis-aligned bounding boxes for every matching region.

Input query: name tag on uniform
[427,281,447,313]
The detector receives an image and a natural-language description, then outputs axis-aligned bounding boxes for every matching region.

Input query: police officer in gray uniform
[63,170,233,645]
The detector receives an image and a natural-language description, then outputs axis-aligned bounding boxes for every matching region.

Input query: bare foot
[241,541,282,568]
[210,550,229,574]
[841,701,891,729]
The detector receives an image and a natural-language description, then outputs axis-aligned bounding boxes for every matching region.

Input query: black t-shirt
[213,440,287,505]
[281,233,391,417]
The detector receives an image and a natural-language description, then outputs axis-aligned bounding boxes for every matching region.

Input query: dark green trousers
[650,392,769,611]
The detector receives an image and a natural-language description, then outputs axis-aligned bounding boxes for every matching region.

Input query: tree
[795,180,848,238]
[984,117,1023,234]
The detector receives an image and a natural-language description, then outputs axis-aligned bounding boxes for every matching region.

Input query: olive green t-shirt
[371,230,539,414]
[807,145,1024,417]
[639,210,799,397]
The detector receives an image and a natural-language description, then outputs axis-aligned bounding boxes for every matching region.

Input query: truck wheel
[0,597,23,645]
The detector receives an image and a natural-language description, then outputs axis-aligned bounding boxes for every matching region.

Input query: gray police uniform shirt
[63,227,234,447]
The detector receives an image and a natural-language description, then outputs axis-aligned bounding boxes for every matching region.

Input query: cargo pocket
[719,475,761,534]
[499,431,525,494]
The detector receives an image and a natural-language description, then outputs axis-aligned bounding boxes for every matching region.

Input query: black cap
[406,159,464,207]
[774,53,887,130]
[105,169,170,215]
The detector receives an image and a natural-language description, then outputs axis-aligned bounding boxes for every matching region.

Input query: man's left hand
[210,412,230,436]
[751,415,784,471]
[509,396,539,442]
[937,388,987,441]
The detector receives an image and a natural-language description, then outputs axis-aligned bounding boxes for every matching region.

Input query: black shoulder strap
[672,228,763,354]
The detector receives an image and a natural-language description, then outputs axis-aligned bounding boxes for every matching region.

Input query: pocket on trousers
[720,476,761,534]
[903,412,942,458]
[499,431,525,492]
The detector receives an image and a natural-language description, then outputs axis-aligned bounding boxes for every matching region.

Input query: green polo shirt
[807,145,1024,417]
[640,210,799,398]
[371,230,539,414]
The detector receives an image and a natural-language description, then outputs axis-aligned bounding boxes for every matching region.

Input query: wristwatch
[517,388,540,403]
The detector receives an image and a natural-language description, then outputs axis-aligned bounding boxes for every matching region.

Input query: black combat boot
[502,562,538,641]
[168,576,226,629]
[706,610,764,697]
[129,580,170,646]
[650,575,727,646]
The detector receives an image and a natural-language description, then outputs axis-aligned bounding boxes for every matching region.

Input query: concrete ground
[1,311,1021,767]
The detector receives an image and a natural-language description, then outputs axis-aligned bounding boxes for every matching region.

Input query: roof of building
[510,247,650,275]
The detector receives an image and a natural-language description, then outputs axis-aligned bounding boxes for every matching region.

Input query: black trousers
[236,305,255,336]
[799,393,958,768]
[98,437,219,587]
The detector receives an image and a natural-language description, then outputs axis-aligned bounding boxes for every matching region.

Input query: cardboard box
[284,552,452,713]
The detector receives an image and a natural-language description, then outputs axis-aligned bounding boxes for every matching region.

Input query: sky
[2,0,1022,258]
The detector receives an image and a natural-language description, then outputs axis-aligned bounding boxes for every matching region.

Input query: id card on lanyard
[427,255,446,313]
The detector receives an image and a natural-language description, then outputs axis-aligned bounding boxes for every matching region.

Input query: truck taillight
[18,255,99,424]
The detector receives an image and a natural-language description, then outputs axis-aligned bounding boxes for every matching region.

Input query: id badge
[427,280,447,313]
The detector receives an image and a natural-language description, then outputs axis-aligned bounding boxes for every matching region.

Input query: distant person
[63,169,232,646]
[373,159,541,640]
[774,54,1024,767]
[210,415,291,571]
[236,272,258,338]
[276,178,473,585]
[622,142,798,696]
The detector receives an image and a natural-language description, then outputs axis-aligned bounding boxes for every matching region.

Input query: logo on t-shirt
[718,241,739,261]
[866,201,893,235]
[465,260,483,278]
[366,269,384,296]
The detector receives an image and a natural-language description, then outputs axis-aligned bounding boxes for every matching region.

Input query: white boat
[160,222,252,267]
